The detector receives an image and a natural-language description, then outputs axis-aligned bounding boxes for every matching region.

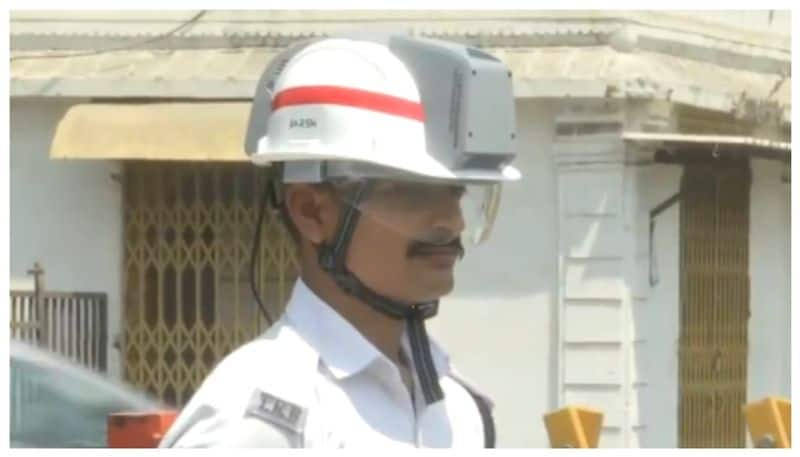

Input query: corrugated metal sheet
[10,46,791,113]
[9,17,620,40]
[10,19,789,76]
[9,10,790,51]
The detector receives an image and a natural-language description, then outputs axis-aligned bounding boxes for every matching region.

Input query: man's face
[339,180,467,304]
[286,179,467,304]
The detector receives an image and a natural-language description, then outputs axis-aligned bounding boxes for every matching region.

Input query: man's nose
[429,195,465,235]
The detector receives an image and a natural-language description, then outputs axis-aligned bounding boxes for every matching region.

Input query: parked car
[10,341,163,448]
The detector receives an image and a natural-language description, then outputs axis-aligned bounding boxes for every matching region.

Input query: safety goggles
[330,179,502,245]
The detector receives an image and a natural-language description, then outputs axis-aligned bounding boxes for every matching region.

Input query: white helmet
[245,33,520,184]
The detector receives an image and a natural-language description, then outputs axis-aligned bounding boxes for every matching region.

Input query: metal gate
[122,162,299,407]
[10,289,108,371]
[678,161,750,448]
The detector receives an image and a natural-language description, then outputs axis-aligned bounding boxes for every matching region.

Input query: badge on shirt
[245,389,307,434]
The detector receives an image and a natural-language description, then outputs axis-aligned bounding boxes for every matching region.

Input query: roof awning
[622,131,791,160]
[50,102,251,161]
[12,47,790,120]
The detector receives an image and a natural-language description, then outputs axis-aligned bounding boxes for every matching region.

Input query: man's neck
[300,264,407,367]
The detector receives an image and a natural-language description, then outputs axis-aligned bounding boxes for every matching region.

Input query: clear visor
[332,179,502,246]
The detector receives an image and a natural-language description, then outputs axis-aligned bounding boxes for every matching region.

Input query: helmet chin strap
[317,180,445,405]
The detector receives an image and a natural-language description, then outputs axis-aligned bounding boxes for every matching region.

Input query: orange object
[107,410,179,448]
[743,397,791,448]
[543,405,603,448]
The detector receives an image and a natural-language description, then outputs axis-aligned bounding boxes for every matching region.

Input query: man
[159,32,519,448]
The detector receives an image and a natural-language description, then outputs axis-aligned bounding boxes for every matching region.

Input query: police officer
[159,32,519,448]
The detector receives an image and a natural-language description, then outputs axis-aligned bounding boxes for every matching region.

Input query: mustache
[407,232,464,259]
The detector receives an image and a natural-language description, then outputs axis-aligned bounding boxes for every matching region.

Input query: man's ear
[283,184,338,244]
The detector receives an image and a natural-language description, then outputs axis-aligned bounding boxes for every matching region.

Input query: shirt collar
[284,278,450,380]
[285,278,382,379]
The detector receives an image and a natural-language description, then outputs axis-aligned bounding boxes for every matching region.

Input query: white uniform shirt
[159,279,493,448]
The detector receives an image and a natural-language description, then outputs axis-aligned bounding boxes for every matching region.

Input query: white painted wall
[429,99,559,448]
[748,158,791,402]
[557,160,630,448]
[10,98,124,380]
[632,162,683,448]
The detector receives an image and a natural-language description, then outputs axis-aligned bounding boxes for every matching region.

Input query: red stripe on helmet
[272,85,425,122]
